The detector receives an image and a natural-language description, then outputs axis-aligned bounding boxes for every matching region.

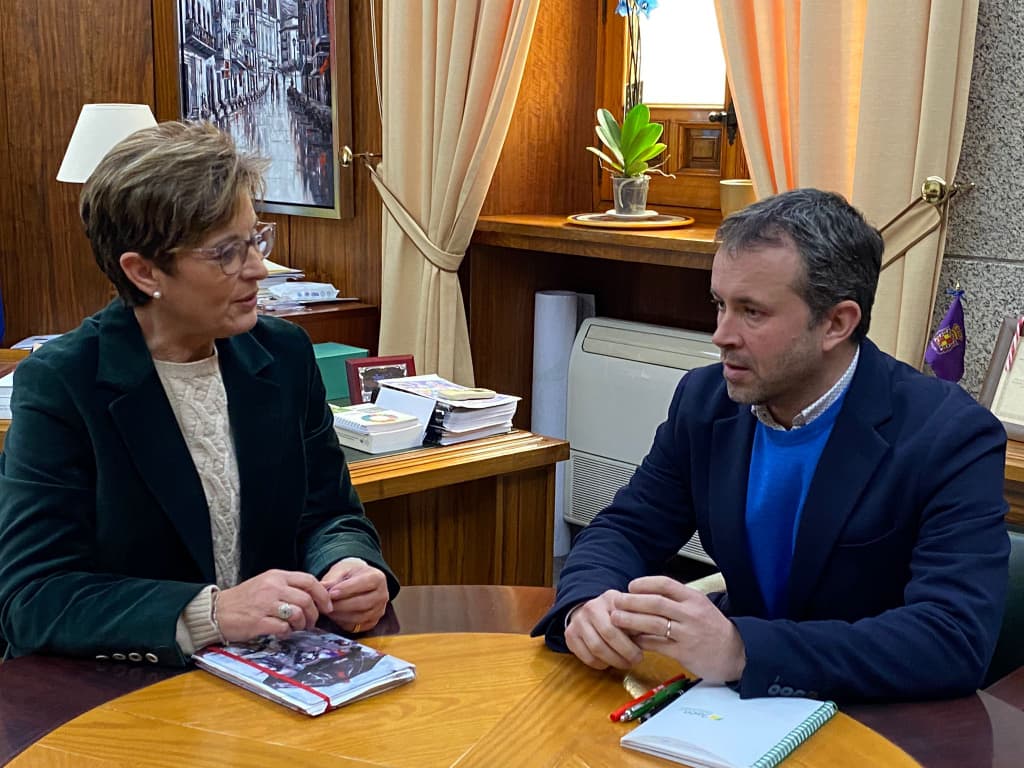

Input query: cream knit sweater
[154,351,240,653]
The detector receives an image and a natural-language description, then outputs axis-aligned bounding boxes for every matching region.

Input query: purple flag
[925,290,966,382]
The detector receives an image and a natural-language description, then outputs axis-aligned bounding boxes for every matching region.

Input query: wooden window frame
[594,4,747,217]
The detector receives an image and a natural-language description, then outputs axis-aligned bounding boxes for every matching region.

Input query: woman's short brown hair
[80,121,268,306]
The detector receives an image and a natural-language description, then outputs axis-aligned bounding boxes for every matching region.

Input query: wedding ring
[352,623,362,634]
[276,603,294,621]
[665,619,673,640]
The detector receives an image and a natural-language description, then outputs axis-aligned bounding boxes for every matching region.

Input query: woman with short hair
[0,121,397,665]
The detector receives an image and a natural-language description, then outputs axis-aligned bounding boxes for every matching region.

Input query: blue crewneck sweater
[746,394,846,619]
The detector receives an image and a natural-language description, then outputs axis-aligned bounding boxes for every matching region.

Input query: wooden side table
[349,431,569,587]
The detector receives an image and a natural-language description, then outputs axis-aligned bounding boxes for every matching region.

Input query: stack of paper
[194,629,416,716]
[11,334,61,350]
[259,258,304,287]
[257,259,308,310]
[0,371,13,419]
[329,402,423,454]
[378,374,519,445]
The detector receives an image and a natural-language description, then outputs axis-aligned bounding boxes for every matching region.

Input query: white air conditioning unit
[565,317,720,563]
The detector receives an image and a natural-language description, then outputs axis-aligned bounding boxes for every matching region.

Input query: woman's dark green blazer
[0,300,398,666]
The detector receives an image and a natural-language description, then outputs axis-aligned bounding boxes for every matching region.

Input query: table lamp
[56,104,158,183]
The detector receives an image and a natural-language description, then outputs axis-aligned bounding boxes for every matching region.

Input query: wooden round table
[9,631,918,768]
[5,586,1024,767]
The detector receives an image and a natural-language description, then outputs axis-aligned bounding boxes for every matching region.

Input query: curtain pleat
[376,0,540,383]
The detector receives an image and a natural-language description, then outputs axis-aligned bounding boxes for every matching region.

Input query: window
[596,0,747,214]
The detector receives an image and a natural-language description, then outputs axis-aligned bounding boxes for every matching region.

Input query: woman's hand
[319,558,389,633]
[216,569,333,642]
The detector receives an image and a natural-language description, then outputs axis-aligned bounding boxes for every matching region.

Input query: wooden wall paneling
[0,0,154,345]
[480,0,599,216]
[151,0,179,122]
[330,0,356,220]
[0,10,13,346]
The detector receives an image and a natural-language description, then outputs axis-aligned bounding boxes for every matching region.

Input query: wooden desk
[5,586,1024,768]
[348,431,568,587]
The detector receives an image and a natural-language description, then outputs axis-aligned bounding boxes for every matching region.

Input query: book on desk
[378,374,520,446]
[329,402,423,454]
[193,629,415,716]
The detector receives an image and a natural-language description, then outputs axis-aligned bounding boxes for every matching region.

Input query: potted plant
[586,103,668,215]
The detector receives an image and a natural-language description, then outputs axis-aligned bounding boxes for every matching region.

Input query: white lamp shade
[56,104,158,183]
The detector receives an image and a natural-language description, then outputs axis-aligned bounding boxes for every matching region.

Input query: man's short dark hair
[716,188,884,341]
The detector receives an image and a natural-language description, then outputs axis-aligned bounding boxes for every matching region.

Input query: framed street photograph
[978,316,1024,441]
[173,0,345,218]
[345,356,417,405]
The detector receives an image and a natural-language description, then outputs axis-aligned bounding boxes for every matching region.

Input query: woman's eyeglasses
[177,221,276,276]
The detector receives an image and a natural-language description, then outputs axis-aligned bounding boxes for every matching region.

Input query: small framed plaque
[345,356,416,404]
[978,316,1024,441]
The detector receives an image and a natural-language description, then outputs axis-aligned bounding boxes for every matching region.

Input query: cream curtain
[716,0,978,365]
[373,1,540,384]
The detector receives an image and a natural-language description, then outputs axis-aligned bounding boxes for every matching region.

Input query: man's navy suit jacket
[534,339,1010,702]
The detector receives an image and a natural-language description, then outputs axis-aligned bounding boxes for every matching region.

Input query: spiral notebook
[620,681,836,768]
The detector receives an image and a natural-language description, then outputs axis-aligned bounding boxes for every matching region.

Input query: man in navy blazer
[533,189,1009,702]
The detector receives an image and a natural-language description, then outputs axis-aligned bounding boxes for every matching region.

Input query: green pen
[619,677,697,722]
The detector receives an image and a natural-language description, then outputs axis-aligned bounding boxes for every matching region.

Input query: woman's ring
[276,603,294,621]
[665,619,673,639]
[352,622,362,634]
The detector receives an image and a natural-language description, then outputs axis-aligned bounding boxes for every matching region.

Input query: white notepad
[620,681,837,768]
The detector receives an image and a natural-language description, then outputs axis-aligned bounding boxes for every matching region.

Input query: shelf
[472,213,718,270]
[259,302,380,351]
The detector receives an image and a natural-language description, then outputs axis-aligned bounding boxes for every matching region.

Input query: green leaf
[641,121,663,144]
[597,109,622,152]
[619,103,650,162]
[624,159,650,177]
[595,125,624,165]
[622,122,662,167]
[586,146,624,174]
[635,141,667,163]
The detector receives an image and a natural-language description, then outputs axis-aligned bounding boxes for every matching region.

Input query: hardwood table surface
[345,429,569,502]
[3,586,1024,768]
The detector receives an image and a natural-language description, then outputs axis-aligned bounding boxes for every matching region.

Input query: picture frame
[172,0,346,218]
[978,316,1024,441]
[345,356,417,405]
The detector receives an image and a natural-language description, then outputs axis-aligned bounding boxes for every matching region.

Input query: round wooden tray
[566,212,695,230]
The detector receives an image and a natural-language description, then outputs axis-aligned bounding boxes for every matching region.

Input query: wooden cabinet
[466,214,718,430]
[348,431,569,587]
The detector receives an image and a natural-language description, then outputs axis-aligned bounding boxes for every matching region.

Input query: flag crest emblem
[931,323,964,354]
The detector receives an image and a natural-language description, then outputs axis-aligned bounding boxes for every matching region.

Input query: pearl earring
[152,290,162,300]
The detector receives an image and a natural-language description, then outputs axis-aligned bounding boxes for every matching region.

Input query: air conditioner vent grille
[567,451,714,565]
[567,452,634,526]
